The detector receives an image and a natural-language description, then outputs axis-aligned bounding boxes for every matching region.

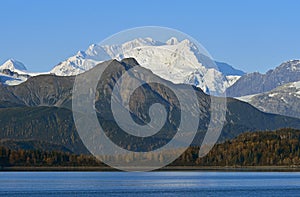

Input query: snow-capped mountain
[51,37,243,95]
[1,38,245,92]
[0,59,49,86]
[0,59,27,72]
[51,38,163,76]
[236,81,300,119]
[0,59,30,85]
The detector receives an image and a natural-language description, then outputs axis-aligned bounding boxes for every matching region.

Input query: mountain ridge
[227,60,300,97]
[0,59,27,71]
[1,38,245,94]
[50,37,245,94]
[237,80,300,119]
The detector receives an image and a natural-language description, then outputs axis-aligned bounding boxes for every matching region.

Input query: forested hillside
[2,128,300,168]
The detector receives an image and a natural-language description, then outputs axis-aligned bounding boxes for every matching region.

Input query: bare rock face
[0,75,74,107]
[227,60,300,97]
[243,81,300,119]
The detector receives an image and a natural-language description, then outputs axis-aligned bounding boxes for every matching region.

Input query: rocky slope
[237,81,300,119]
[227,60,300,97]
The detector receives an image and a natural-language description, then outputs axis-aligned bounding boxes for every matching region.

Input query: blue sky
[1,0,300,73]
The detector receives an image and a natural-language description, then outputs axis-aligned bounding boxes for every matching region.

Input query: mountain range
[229,60,300,119]
[0,58,300,154]
[0,37,245,95]
[0,37,300,155]
[227,60,300,97]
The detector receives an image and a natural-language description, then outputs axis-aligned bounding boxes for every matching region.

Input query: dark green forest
[175,128,300,166]
[1,128,300,168]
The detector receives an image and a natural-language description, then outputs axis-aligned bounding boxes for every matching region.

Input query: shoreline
[2,165,300,172]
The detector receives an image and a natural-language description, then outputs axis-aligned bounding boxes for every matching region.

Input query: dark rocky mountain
[0,106,88,154]
[0,58,300,154]
[0,74,74,107]
[226,60,300,97]
[0,139,73,153]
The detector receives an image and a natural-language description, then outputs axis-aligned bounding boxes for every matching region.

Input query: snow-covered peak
[276,59,300,71]
[166,37,179,45]
[116,37,163,52]
[180,39,193,45]
[0,59,27,72]
[287,59,300,64]
[76,51,86,58]
[0,59,29,86]
[118,37,161,50]
[129,37,158,45]
[85,44,101,56]
[83,44,111,61]
[0,59,51,86]
[50,37,239,95]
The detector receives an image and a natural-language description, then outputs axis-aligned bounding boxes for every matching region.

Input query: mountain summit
[51,37,243,94]
[0,59,50,86]
[0,59,30,85]
[0,59,27,72]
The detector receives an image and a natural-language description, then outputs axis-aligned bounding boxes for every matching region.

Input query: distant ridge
[227,60,300,97]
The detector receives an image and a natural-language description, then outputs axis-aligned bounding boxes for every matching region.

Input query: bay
[0,171,300,196]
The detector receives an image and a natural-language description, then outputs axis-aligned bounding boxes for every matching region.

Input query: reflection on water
[0,172,300,196]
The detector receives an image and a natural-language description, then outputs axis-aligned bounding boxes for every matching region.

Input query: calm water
[0,171,300,196]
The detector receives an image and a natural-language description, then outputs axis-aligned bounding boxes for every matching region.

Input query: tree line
[0,148,104,167]
[174,128,300,166]
[1,128,300,168]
